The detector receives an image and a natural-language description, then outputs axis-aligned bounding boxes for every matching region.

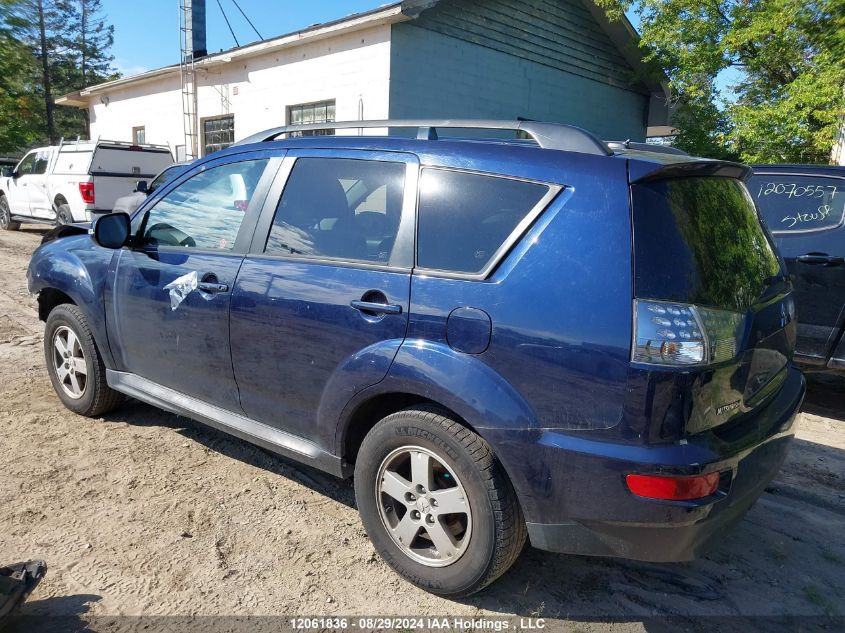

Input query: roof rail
[606,140,689,156]
[234,119,612,156]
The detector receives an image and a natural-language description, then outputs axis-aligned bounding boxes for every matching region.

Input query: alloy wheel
[0,199,10,229]
[375,445,472,567]
[52,325,87,399]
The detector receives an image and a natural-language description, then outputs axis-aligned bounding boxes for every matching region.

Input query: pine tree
[61,0,118,136]
[0,4,43,152]
[1,0,117,145]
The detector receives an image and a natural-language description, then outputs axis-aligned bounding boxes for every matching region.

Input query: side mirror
[134,180,149,194]
[93,212,131,249]
[11,170,20,179]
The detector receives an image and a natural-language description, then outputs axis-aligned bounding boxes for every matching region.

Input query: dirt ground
[1,226,843,632]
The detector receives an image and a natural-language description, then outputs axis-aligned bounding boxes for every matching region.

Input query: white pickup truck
[0,139,173,230]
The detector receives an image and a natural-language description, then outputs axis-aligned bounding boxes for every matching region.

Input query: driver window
[141,158,268,250]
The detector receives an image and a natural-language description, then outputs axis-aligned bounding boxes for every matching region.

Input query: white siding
[89,77,183,148]
[87,24,392,154]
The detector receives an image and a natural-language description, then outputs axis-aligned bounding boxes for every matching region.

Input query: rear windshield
[748,174,845,234]
[632,177,782,312]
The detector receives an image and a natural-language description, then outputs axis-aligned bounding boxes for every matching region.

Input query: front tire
[354,406,526,597]
[0,195,20,231]
[44,304,123,417]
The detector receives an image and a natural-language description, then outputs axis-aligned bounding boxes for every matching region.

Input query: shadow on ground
[95,379,845,632]
[7,594,100,632]
[803,373,845,422]
[104,401,356,508]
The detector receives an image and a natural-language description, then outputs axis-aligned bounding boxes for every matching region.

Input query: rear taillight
[632,299,746,367]
[79,182,95,204]
[626,472,720,500]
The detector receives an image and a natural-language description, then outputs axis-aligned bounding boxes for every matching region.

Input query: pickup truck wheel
[0,196,20,231]
[354,406,526,597]
[44,304,123,417]
[55,204,73,226]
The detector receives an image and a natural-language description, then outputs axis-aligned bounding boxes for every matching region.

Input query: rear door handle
[351,300,403,315]
[796,253,844,266]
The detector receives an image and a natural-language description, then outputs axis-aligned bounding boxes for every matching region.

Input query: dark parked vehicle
[749,165,845,372]
[28,120,804,596]
[112,161,192,215]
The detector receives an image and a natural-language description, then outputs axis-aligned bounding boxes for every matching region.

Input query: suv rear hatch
[630,168,796,435]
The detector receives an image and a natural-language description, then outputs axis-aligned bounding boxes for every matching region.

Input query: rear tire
[55,203,73,226]
[354,406,526,597]
[44,304,123,417]
[0,195,20,231]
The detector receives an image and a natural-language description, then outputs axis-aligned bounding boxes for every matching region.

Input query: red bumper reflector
[626,472,720,500]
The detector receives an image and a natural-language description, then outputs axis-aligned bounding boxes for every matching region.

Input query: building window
[202,115,235,156]
[288,100,335,137]
[132,126,146,145]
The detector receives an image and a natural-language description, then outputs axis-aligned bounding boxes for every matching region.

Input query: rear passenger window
[266,158,406,264]
[750,175,845,234]
[416,168,551,274]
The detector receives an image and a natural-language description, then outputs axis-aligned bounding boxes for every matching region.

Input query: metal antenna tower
[179,0,203,159]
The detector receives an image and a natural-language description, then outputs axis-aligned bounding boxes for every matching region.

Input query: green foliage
[0,0,118,151]
[595,0,845,163]
[0,0,44,151]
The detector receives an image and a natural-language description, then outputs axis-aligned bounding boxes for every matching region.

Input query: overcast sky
[109,0,387,76]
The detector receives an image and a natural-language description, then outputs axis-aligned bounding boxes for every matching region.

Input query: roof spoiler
[630,159,752,183]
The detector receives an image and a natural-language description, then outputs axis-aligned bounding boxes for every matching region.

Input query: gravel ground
[0,226,843,632]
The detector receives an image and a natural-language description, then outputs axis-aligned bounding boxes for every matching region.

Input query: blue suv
[27,120,805,596]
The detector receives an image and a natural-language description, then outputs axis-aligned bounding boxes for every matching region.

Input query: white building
[58,0,670,160]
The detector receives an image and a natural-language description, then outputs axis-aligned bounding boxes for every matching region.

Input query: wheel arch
[334,341,538,492]
[341,392,479,466]
[29,244,116,369]
[38,288,76,321]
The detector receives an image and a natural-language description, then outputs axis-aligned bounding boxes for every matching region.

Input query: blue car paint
[28,234,117,368]
[230,258,411,445]
[110,247,246,411]
[27,134,806,562]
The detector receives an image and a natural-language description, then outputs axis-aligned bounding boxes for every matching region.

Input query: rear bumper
[488,366,805,562]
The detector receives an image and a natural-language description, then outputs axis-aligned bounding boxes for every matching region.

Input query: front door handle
[198,282,229,293]
[198,273,229,294]
[351,300,403,316]
[796,253,844,266]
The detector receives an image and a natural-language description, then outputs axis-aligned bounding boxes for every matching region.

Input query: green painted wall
[389,0,649,140]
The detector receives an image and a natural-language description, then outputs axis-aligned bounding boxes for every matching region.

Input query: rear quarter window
[416,168,551,275]
[749,174,845,235]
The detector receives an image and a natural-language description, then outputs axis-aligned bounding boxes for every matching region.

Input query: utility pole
[37,0,56,144]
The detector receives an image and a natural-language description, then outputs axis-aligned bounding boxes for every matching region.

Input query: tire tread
[363,405,527,596]
[45,304,123,417]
